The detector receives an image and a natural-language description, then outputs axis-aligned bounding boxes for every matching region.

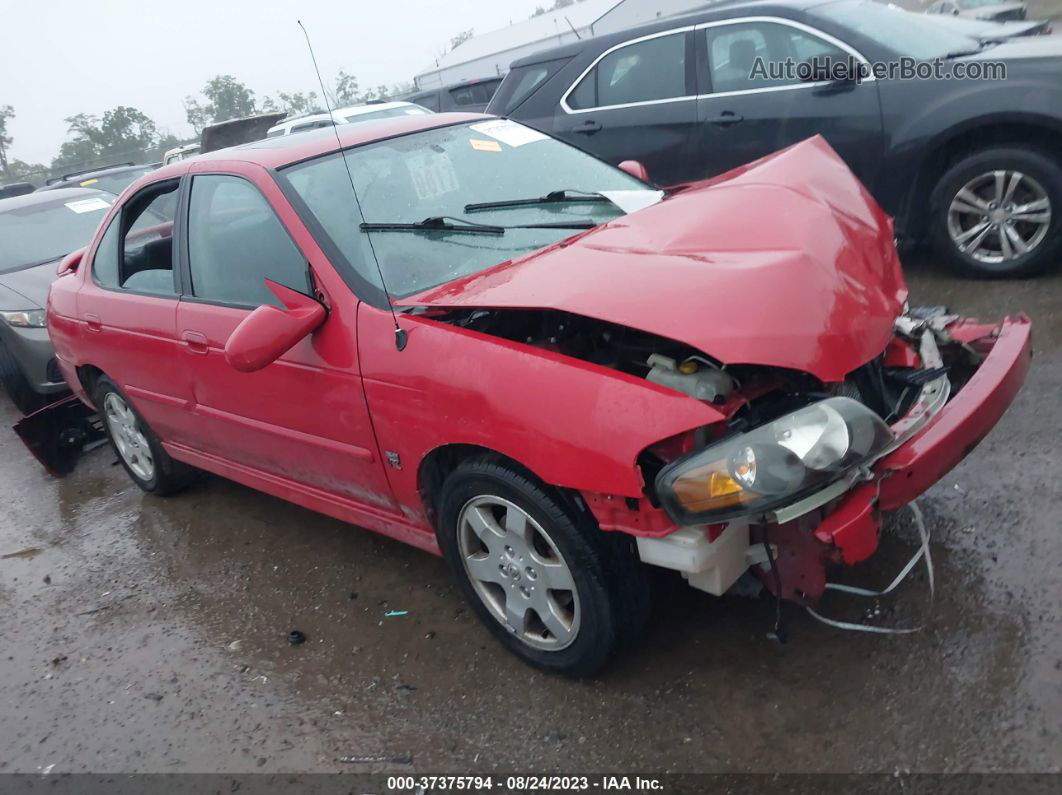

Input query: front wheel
[930,146,1062,278]
[437,456,649,676]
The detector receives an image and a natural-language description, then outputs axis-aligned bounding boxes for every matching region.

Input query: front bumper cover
[813,314,1032,565]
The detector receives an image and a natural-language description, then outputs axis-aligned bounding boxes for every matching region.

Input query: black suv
[406,77,504,113]
[489,0,1062,277]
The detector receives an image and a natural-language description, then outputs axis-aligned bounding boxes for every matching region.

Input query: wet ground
[0,255,1059,776]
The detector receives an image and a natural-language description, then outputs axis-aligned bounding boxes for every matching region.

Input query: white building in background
[414,0,711,89]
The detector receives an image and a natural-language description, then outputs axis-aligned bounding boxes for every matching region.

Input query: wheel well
[907,122,1062,239]
[417,444,587,528]
[76,365,105,401]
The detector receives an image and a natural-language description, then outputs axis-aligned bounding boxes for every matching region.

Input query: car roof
[508,0,834,66]
[151,111,491,180]
[49,162,158,183]
[0,186,112,213]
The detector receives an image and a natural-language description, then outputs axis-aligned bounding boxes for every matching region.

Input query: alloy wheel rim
[457,495,580,651]
[103,392,155,482]
[947,170,1051,265]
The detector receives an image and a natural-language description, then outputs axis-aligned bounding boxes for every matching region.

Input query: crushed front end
[586,310,1032,606]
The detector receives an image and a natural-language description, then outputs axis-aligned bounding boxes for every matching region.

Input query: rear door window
[567,31,689,110]
[705,21,849,93]
[186,175,309,308]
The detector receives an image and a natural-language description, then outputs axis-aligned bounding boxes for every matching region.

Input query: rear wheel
[437,455,649,676]
[0,341,47,415]
[95,376,195,496]
[930,147,1062,277]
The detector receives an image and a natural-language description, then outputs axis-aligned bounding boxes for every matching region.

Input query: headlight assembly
[656,397,893,524]
[0,309,46,328]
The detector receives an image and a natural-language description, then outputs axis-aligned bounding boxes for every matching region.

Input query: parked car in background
[926,0,1029,22]
[404,77,504,113]
[0,188,114,413]
[48,114,1030,674]
[0,182,36,200]
[163,143,201,165]
[265,101,432,137]
[491,0,1062,277]
[39,162,161,196]
[922,12,1052,39]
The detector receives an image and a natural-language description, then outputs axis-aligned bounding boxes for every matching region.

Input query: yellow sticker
[79,178,99,186]
[470,138,502,152]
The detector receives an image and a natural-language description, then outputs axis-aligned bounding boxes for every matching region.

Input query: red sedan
[48,113,1031,674]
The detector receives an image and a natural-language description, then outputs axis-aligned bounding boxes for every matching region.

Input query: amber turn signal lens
[671,462,747,513]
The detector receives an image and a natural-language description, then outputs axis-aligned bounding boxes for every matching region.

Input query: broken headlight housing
[656,397,893,524]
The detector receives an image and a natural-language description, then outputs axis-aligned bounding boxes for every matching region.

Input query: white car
[925,0,1029,22]
[162,143,201,165]
[265,101,433,138]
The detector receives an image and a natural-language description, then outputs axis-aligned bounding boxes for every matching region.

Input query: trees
[53,106,159,169]
[334,70,360,105]
[185,75,258,131]
[0,105,14,177]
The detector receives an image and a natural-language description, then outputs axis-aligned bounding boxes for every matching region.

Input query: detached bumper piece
[14,395,106,477]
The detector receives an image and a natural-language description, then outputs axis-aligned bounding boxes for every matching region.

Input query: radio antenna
[297,19,408,351]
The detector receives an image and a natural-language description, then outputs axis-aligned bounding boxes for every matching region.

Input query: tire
[436,454,650,676]
[0,341,48,415]
[929,146,1062,278]
[95,375,195,496]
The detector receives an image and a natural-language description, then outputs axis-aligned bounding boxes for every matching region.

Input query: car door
[76,178,190,439]
[693,18,884,187]
[173,163,396,510]
[552,27,699,186]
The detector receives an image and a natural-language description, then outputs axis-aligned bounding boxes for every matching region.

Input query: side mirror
[618,160,650,182]
[225,280,326,373]
[57,247,85,276]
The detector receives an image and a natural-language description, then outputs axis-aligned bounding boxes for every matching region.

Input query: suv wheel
[437,455,649,676]
[95,375,195,495]
[930,146,1062,277]
[0,341,47,415]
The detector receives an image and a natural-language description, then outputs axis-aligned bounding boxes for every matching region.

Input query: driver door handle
[181,330,209,355]
[704,111,743,126]
[573,120,602,135]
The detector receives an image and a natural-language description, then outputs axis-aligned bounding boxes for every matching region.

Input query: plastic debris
[227,640,243,652]
[288,630,307,645]
[338,754,413,765]
[384,610,408,618]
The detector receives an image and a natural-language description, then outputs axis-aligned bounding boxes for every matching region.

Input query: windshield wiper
[360,215,597,235]
[464,189,611,213]
[361,216,505,235]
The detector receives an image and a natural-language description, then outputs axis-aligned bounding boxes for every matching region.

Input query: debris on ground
[1,547,44,560]
[338,754,413,765]
[227,640,242,652]
[288,630,307,645]
[384,610,408,618]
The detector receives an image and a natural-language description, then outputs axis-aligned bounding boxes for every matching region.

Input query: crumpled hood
[400,136,907,382]
[0,260,59,310]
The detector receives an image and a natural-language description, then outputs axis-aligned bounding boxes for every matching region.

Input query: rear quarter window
[490,59,570,114]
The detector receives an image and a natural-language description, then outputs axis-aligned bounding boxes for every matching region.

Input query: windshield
[343,106,432,124]
[813,0,982,59]
[280,120,650,297]
[0,194,112,273]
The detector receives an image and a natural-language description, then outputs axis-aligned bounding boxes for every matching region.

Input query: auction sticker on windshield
[65,197,111,214]
[470,119,548,147]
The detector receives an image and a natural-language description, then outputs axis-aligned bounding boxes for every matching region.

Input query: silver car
[0,188,114,413]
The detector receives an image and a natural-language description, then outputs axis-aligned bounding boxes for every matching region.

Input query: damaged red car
[47,114,1031,674]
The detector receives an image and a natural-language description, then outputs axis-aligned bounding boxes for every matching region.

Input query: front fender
[358,306,724,521]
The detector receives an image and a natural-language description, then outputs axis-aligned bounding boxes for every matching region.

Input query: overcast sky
[1,0,544,164]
